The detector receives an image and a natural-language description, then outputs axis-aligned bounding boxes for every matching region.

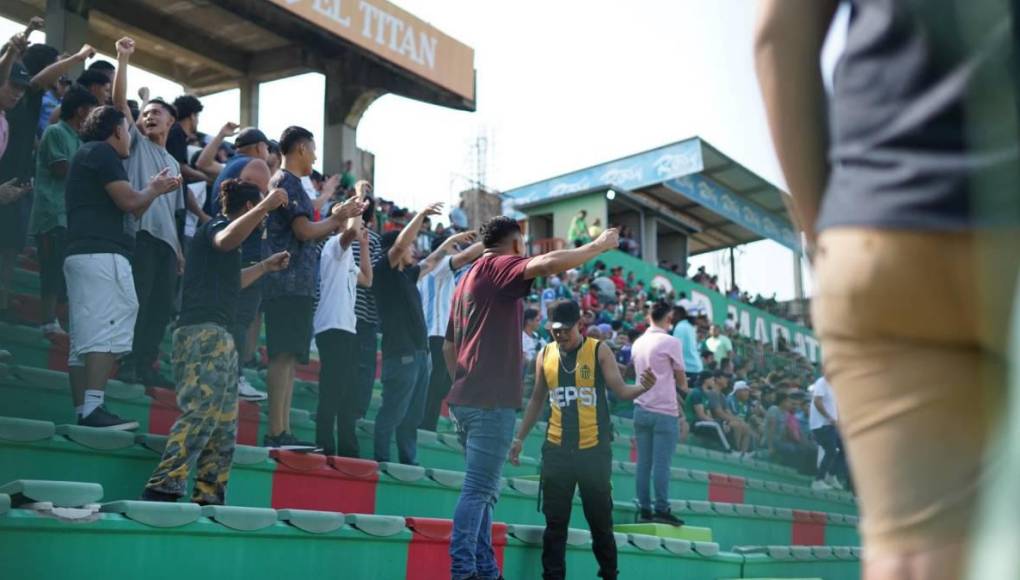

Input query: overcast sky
[0,1,848,301]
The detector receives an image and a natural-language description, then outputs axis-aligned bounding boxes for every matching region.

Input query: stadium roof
[505,137,800,255]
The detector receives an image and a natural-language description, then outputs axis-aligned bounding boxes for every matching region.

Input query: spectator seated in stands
[764,391,817,475]
[683,371,732,452]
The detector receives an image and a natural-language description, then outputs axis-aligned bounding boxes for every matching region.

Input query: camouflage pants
[144,323,238,504]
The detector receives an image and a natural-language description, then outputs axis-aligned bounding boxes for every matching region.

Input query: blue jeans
[449,405,516,580]
[373,350,430,464]
[633,405,679,513]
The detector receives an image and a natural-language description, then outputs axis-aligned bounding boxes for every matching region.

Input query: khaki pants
[812,228,1020,557]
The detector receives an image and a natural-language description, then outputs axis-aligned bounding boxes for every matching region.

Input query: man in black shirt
[142,179,289,504]
[372,201,443,464]
[168,94,211,223]
[64,105,180,429]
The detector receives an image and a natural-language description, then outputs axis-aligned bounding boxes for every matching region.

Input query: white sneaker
[39,321,66,336]
[812,479,833,491]
[237,376,267,402]
[826,475,845,491]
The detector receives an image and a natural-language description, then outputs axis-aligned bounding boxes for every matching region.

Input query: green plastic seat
[0,493,9,515]
[56,425,134,451]
[378,462,425,482]
[506,478,539,497]
[231,445,270,466]
[0,416,55,442]
[735,504,757,518]
[104,380,147,401]
[812,546,835,560]
[832,546,854,560]
[200,505,278,531]
[661,537,693,556]
[135,433,167,454]
[278,509,345,534]
[692,541,720,557]
[790,545,815,560]
[627,533,663,552]
[344,513,407,537]
[436,432,464,452]
[687,500,711,514]
[101,500,201,528]
[0,479,103,507]
[425,468,465,489]
[712,502,736,515]
[416,429,440,446]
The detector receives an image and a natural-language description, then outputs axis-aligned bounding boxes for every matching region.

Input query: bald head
[239,158,272,193]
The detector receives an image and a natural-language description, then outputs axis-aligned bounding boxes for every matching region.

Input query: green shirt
[567,216,590,243]
[30,120,80,235]
[340,170,356,189]
[684,387,708,425]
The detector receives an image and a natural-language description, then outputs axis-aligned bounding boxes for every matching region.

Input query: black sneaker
[264,432,319,452]
[652,510,685,527]
[637,509,654,523]
[79,405,139,430]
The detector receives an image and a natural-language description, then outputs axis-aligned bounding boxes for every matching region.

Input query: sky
[0,1,848,301]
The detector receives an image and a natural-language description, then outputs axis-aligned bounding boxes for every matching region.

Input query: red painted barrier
[404,517,506,580]
[791,509,827,545]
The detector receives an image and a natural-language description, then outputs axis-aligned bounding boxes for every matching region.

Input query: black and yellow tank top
[543,338,612,450]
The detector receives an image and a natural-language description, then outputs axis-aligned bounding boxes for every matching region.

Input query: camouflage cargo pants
[144,323,239,504]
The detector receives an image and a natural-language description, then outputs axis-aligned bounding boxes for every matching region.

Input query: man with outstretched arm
[443,215,620,580]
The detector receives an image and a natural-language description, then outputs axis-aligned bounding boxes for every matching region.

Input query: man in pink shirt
[630,300,688,524]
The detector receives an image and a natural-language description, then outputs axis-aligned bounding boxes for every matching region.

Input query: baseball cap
[8,63,31,87]
[235,128,269,149]
[733,380,750,392]
[550,301,581,330]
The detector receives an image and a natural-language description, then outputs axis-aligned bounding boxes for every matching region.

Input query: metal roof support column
[239,78,260,129]
[44,0,89,75]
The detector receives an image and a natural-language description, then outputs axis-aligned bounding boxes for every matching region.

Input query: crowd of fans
[0,21,841,508]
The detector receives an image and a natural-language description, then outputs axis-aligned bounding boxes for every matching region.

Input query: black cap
[8,63,31,87]
[550,301,581,330]
[235,127,269,149]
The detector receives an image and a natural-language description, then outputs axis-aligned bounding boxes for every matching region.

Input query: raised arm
[0,32,28,87]
[389,202,443,267]
[754,0,838,250]
[113,37,135,123]
[196,122,238,176]
[32,44,95,91]
[292,196,364,242]
[241,251,290,289]
[523,228,620,280]
[418,230,477,279]
[509,348,550,465]
[212,188,287,252]
[600,343,653,400]
[355,227,373,288]
[105,168,181,217]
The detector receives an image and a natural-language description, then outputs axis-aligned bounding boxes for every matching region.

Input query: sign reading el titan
[271,0,476,102]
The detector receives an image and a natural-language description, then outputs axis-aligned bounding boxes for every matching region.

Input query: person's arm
[0,17,41,86]
[443,337,457,380]
[212,188,287,252]
[356,228,373,287]
[510,348,550,465]
[523,229,619,280]
[31,44,95,91]
[292,195,363,242]
[694,395,712,422]
[418,231,477,280]
[185,188,211,224]
[450,240,485,271]
[312,174,340,212]
[813,395,835,424]
[241,251,290,289]
[105,168,181,217]
[113,37,135,123]
[674,369,689,395]
[600,343,654,401]
[754,0,838,251]
[196,122,237,176]
[389,202,443,267]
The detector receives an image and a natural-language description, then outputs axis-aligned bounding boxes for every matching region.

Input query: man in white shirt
[809,376,846,491]
[521,307,544,396]
[417,232,484,431]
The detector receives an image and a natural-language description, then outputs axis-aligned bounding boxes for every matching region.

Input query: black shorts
[263,295,314,364]
[37,227,66,302]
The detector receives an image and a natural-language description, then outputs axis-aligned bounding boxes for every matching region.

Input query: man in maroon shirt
[443,215,619,580]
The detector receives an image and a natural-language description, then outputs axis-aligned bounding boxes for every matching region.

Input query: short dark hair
[220,178,263,215]
[627,329,642,342]
[673,305,688,320]
[145,98,178,120]
[87,60,116,73]
[267,140,281,156]
[76,69,111,89]
[80,105,126,142]
[59,86,99,121]
[523,308,539,323]
[480,216,521,248]
[22,44,59,76]
[651,301,672,322]
[361,196,376,223]
[279,126,314,155]
[172,94,203,119]
[310,170,324,184]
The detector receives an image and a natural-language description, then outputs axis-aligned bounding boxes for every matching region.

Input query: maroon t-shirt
[445,253,534,409]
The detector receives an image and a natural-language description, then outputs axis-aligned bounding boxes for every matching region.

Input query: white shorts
[63,253,139,367]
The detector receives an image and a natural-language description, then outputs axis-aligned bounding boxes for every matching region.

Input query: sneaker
[237,376,267,402]
[825,475,845,491]
[812,479,833,491]
[637,509,654,523]
[79,405,139,430]
[39,321,66,336]
[138,367,174,388]
[652,510,685,527]
[263,432,319,452]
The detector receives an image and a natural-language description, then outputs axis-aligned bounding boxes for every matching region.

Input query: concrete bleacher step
[101,500,202,528]
[614,522,713,542]
[0,479,103,508]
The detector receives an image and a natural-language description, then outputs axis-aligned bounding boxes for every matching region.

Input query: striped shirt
[352,228,381,325]
[418,255,461,338]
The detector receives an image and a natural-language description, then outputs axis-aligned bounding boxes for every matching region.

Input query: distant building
[459,188,503,229]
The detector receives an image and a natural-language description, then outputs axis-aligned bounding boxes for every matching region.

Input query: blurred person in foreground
[756,1,1020,578]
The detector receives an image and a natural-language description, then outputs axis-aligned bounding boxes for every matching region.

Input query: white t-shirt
[808,377,838,430]
[418,255,458,337]
[313,235,359,335]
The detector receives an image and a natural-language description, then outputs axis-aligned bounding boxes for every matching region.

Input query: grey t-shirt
[124,124,184,256]
[820,0,1020,231]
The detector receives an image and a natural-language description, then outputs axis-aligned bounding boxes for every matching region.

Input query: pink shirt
[632,325,685,417]
[0,113,8,161]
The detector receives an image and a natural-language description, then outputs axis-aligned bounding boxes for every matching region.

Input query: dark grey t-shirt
[819,0,1020,231]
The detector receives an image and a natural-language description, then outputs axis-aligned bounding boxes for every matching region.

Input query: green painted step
[614,522,713,542]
